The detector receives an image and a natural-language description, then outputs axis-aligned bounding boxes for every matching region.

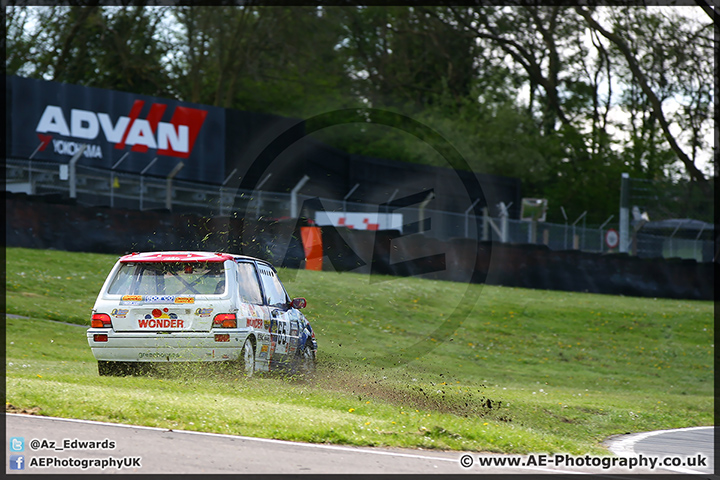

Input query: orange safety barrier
[300,226,323,271]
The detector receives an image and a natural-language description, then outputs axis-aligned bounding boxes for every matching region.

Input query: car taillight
[213,313,237,328]
[94,334,108,342]
[91,313,112,328]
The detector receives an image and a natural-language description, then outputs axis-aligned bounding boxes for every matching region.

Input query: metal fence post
[619,173,630,253]
[68,144,87,199]
[110,152,130,208]
[290,175,309,218]
[498,202,511,243]
[139,157,158,211]
[465,198,480,238]
[571,211,587,250]
[482,207,489,241]
[560,206,568,250]
[220,168,238,216]
[28,141,45,195]
[342,183,360,218]
[165,161,185,211]
[693,224,706,261]
[418,191,435,234]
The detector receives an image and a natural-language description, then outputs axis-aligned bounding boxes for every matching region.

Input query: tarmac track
[5,414,714,475]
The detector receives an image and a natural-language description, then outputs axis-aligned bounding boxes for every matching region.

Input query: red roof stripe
[119,251,235,263]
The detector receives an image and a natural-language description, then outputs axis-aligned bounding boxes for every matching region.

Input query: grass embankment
[5,247,714,454]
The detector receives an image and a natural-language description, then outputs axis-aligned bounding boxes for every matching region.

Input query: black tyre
[295,341,317,376]
[240,337,255,377]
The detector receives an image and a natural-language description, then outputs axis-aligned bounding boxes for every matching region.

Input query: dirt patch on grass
[6,403,42,415]
[543,408,576,424]
[312,362,511,422]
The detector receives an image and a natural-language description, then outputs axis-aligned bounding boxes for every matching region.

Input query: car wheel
[241,337,255,377]
[296,341,317,376]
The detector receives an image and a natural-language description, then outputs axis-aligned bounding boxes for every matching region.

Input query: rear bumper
[87,328,250,362]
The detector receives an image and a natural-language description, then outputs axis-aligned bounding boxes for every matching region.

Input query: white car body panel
[86,251,313,374]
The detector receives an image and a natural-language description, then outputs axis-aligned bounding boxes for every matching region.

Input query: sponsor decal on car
[138,318,185,329]
[111,308,129,318]
[247,318,263,329]
[145,295,177,303]
[195,307,213,317]
[138,352,183,359]
[137,308,185,328]
[174,297,195,304]
[122,295,143,302]
[144,309,177,319]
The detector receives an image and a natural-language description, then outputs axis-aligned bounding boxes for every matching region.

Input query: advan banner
[6,75,225,184]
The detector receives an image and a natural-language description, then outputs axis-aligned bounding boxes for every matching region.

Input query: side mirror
[291,297,307,309]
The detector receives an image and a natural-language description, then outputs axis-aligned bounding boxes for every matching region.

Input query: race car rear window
[107,262,226,296]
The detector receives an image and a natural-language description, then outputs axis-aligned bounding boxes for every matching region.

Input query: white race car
[87,251,317,376]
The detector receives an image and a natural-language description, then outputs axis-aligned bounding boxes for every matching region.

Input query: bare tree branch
[575,6,710,191]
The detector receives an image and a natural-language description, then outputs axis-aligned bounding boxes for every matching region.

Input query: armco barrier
[318,227,714,300]
[4,193,714,300]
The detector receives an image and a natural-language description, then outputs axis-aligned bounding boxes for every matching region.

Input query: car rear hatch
[108,296,217,332]
[102,252,235,333]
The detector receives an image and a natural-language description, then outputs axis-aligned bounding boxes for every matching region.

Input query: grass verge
[4,247,714,454]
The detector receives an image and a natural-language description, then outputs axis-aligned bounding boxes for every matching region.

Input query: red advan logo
[35,100,208,158]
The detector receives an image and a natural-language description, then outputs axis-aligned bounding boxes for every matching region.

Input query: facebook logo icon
[10,455,25,470]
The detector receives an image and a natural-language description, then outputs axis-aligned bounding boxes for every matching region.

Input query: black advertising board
[6,75,225,184]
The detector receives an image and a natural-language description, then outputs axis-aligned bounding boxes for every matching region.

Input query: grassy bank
[5,247,714,454]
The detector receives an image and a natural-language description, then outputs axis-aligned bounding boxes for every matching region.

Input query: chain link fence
[4,158,714,261]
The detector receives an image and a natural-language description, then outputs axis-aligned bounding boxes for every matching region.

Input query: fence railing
[4,158,714,261]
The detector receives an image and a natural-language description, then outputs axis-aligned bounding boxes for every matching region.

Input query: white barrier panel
[314,212,403,233]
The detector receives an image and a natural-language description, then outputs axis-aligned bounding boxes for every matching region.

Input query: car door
[257,263,300,365]
[234,260,272,369]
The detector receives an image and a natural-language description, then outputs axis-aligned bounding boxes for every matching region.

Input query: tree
[166,6,353,116]
[5,5,713,223]
[5,6,46,77]
[575,6,713,193]
[411,5,713,222]
[5,5,171,97]
[338,6,479,111]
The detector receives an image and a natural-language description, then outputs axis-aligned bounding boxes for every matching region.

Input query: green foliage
[6,6,172,97]
[5,247,714,455]
[5,6,714,221]
[337,6,478,110]
[165,6,355,115]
